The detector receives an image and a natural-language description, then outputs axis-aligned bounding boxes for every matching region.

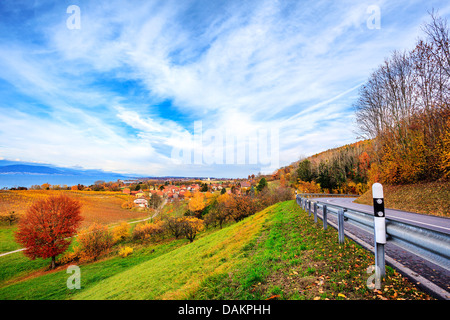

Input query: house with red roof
[241,181,251,188]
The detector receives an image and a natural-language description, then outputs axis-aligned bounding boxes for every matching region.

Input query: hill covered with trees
[278,12,449,206]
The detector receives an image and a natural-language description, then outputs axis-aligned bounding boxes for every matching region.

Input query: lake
[0,173,132,189]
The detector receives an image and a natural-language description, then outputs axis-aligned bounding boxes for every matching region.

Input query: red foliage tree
[15,194,83,269]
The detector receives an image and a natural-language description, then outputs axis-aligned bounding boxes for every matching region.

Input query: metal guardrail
[295,194,450,272]
[298,193,360,198]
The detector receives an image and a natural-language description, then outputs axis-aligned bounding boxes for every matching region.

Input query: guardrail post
[372,183,386,281]
[313,202,317,223]
[322,204,327,230]
[308,200,311,216]
[338,208,345,244]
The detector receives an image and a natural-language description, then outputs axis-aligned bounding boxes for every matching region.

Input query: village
[122,178,258,208]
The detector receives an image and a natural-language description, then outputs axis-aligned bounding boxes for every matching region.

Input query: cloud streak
[0,0,449,176]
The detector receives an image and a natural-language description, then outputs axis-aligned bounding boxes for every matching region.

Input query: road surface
[318,197,450,234]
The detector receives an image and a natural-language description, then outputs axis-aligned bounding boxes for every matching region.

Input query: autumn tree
[296,159,315,182]
[204,208,219,229]
[439,118,450,178]
[279,174,286,187]
[41,183,51,190]
[207,193,232,229]
[76,223,113,261]
[200,183,208,192]
[15,195,83,269]
[165,216,185,239]
[180,217,204,242]
[188,192,206,217]
[226,194,257,222]
[354,12,450,184]
[149,193,163,209]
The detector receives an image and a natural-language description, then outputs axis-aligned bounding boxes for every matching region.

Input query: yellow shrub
[132,220,165,241]
[355,183,369,195]
[57,250,80,265]
[118,246,133,258]
[112,222,130,243]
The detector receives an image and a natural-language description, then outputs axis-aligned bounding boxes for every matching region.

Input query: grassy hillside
[0,201,431,300]
[355,181,450,217]
[76,209,266,300]
[0,204,269,299]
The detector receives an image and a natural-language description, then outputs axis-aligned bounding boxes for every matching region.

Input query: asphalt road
[317,197,450,235]
[311,197,450,298]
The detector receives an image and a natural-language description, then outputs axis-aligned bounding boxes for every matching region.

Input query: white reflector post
[372,183,386,244]
[372,183,386,281]
[374,217,386,244]
[372,182,383,199]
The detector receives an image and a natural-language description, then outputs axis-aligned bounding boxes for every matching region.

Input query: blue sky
[0,0,449,178]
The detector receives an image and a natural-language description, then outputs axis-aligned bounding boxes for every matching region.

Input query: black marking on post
[373,198,385,217]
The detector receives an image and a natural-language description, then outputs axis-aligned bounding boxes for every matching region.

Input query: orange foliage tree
[132,220,165,242]
[296,180,321,194]
[225,194,258,222]
[188,192,206,217]
[76,223,113,261]
[15,195,83,269]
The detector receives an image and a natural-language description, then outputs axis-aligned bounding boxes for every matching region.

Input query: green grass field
[0,225,20,254]
[0,201,432,300]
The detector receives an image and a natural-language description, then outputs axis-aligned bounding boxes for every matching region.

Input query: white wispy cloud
[0,0,449,176]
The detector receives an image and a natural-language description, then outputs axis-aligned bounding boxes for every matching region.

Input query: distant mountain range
[0,160,135,188]
[0,160,131,177]
[0,164,64,175]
